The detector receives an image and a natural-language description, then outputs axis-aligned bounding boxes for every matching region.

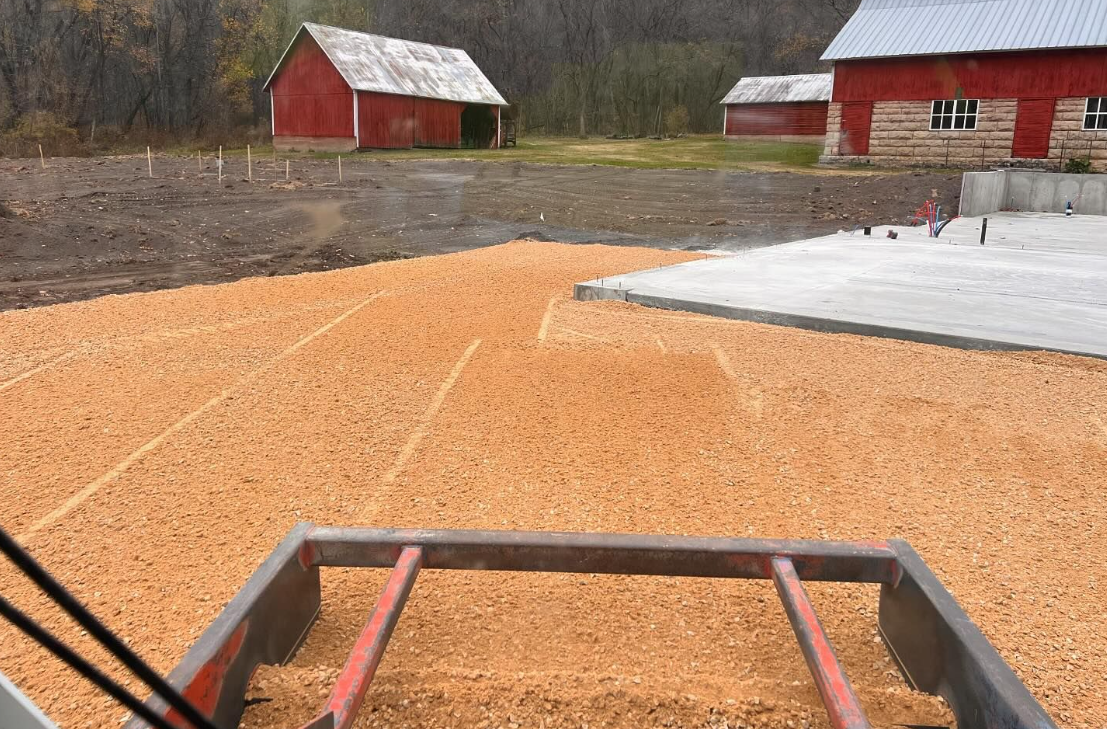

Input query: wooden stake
[285,159,290,181]
[38,144,45,169]
[218,145,223,181]
[198,151,202,171]
[247,144,252,182]
[147,146,153,178]
[338,155,343,182]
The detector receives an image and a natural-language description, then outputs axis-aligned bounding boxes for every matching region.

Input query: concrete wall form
[960,169,1107,216]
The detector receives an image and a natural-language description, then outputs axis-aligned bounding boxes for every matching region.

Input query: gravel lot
[1,242,1102,728]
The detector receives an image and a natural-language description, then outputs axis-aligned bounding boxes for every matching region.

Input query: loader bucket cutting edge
[122,525,1057,729]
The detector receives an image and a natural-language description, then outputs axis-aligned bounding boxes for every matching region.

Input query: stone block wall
[1050,98,1107,171]
[821,97,1107,171]
[822,102,843,157]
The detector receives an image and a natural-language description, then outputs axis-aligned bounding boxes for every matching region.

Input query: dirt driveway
[1,156,961,309]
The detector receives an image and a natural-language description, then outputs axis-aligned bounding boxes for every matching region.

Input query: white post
[247,144,252,182]
[353,90,360,149]
[218,145,223,181]
[285,159,290,181]
[38,144,45,169]
[496,106,502,149]
[147,146,153,178]
[198,150,202,171]
[338,155,343,183]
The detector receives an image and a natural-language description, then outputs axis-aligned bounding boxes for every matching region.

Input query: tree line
[0,0,857,147]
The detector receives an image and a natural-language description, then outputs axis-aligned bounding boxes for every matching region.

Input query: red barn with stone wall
[820,0,1107,169]
[264,23,506,152]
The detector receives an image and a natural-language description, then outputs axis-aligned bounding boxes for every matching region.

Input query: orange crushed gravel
[1,241,1104,729]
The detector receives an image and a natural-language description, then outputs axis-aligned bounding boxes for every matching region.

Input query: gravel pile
[1,241,1102,728]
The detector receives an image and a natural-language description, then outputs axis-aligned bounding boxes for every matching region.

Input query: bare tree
[0,0,855,142]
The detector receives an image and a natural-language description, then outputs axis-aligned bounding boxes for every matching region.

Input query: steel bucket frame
[124,525,1057,729]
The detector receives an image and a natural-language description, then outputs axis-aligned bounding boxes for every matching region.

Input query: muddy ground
[0,155,961,309]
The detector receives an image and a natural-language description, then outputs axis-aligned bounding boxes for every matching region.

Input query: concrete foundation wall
[959,171,1008,216]
[274,136,357,153]
[823,97,1107,170]
[960,169,1107,216]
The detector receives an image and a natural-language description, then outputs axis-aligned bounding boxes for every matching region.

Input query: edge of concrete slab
[573,282,1106,361]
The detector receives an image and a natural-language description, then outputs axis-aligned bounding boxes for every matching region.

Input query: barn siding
[725,102,828,136]
[833,48,1107,102]
[414,98,463,147]
[839,102,873,155]
[270,35,354,139]
[358,92,414,148]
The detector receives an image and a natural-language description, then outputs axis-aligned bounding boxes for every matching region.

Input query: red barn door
[1012,98,1055,159]
[840,102,873,155]
[413,98,462,148]
[358,92,414,149]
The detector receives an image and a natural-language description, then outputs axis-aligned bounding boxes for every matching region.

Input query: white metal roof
[721,73,833,105]
[822,0,1107,60]
[265,23,508,106]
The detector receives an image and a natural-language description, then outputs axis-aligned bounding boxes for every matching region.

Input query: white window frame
[930,99,979,131]
[1084,97,1107,131]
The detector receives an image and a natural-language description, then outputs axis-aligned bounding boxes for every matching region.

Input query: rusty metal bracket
[124,525,1057,729]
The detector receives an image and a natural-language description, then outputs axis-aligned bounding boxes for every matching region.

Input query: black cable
[0,527,220,729]
[0,594,180,729]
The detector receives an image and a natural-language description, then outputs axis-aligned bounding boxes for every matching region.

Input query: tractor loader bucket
[124,525,1057,729]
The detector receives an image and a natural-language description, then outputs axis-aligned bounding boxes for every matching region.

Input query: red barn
[264,23,508,152]
[820,0,1107,169]
[722,74,831,142]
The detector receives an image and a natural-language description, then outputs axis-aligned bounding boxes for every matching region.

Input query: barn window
[1084,98,1107,130]
[930,99,978,131]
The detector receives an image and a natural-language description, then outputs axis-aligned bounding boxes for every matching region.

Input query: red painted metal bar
[300,546,423,729]
[770,556,872,729]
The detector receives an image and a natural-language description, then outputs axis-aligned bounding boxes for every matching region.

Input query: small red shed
[264,23,508,152]
[722,74,832,141]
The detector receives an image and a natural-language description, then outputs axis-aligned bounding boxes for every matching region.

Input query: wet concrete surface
[576,213,1107,359]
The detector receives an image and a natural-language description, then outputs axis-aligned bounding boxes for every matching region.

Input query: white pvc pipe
[353,91,360,149]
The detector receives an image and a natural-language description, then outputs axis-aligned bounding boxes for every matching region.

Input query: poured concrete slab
[575,214,1107,359]
[935,212,1107,254]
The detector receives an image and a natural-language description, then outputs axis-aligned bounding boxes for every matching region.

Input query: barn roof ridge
[823,0,1107,60]
[300,22,472,57]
